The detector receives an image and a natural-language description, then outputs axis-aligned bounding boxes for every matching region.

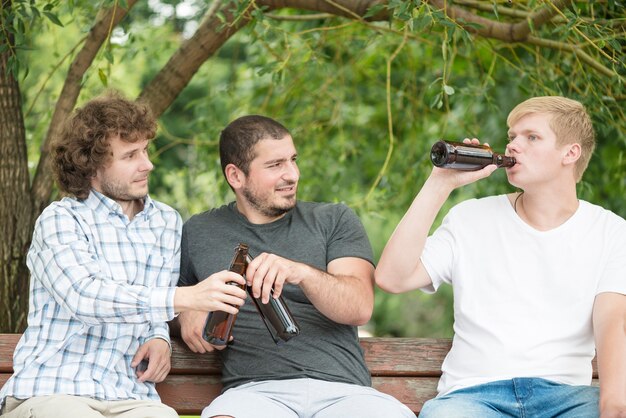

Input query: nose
[140,153,154,172]
[283,160,299,182]
[506,139,519,155]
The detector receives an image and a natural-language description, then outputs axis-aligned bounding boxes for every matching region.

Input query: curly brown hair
[53,91,157,199]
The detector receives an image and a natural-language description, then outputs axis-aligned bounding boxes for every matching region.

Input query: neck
[511,188,578,231]
[234,199,288,225]
[118,199,144,220]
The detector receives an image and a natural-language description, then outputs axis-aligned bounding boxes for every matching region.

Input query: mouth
[276,184,297,194]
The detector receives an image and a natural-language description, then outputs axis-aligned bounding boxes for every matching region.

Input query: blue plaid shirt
[0,190,181,408]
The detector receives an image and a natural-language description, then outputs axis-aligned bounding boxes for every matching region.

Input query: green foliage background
[16,0,626,338]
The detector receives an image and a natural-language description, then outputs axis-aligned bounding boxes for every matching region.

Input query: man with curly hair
[0,92,247,418]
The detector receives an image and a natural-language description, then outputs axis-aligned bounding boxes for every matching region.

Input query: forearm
[593,293,626,414]
[597,320,626,412]
[298,264,374,326]
[33,266,176,326]
[375,175,453,293]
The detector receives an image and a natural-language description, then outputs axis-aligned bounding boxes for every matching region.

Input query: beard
[98,176,148,202]
[242,183,296,219]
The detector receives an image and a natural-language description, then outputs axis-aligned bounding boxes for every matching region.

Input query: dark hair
[53,91,157,199]
[219,115,291,176]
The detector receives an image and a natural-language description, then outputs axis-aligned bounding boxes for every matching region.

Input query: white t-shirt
[421,194,626,396]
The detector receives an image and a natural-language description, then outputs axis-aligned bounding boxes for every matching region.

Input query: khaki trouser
[0,395,178,418]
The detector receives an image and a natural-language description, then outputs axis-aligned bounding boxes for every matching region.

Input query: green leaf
[104,48,114,64]
[364,4,386,19]
[98,68,108,86]
[43,11,63,27]
[443,85,455,96]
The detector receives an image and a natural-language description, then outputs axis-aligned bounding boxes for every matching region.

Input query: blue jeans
[419,378,599,418]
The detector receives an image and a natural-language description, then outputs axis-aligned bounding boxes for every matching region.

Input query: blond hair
[507,96,595,182]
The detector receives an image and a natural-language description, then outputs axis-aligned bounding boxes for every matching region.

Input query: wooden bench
[0,334,598,416]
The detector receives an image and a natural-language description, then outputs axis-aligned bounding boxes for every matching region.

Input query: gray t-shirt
[179,201,374,391]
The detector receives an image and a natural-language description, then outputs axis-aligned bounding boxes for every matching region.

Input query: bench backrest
[0,334,598,416]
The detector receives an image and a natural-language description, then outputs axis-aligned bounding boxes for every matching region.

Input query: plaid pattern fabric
[0,190,181,408]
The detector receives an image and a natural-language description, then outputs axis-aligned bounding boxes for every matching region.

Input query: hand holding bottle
[428,139,499,191]
[203,244,300,346]
[246,252,304,303]
[173,270,247,314]
[431,139,516,170]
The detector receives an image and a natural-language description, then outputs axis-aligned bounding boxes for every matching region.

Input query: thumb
[131,344,148,367]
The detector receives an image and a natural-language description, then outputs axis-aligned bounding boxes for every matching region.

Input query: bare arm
[593,292,626,418]
[247,254,374,326]
[375,163,497,293]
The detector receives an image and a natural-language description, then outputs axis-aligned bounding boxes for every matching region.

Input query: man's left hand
[131,338,171,383]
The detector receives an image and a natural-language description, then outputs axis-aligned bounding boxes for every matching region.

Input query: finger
[261,267,278,304]
[222,294,246,307]
[224,284,247,301]
[223,271,246,286]
[153,361,170,383]
[183,331,207,353]
[250,259,271,299]
[138,361,156,382]
[272,275,284,299]
[131,345,148,368]
[213,302,240,315]
[201,339,215,352]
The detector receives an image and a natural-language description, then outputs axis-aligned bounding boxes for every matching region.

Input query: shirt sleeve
[178,220,200,287]
[326,204,374,266]
[596,216,626,296]
[27,206,176,326]
[420,209,457,294]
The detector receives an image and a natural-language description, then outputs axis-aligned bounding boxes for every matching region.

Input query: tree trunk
[0,1,32,332]
[0,1,138,332]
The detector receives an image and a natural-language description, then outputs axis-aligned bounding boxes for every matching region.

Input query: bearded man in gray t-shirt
[174,115,413,418]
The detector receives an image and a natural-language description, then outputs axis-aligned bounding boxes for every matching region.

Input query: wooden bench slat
[361,337,449,377]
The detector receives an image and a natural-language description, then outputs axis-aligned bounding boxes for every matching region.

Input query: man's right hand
[178,310,220,353]
[174,270,247,313]
[428,138,498,191]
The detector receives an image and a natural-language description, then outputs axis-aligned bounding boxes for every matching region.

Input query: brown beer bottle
[430,140,516,170]
[245,254,300,344]
[202,243,248,346]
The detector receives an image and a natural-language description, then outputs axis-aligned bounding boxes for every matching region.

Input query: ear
[562,143,581,166]
[224,163,245,190]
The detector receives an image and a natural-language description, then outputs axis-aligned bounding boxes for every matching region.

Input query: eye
[507,135,515,142]
[529,134,537,141]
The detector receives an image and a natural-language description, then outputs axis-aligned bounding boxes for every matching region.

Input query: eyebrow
[508,128,540,136]
[263,153,297,165]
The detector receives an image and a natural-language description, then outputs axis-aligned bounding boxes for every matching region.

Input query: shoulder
[578,200,626,232]
[295,201,359,223]
[184,203,233,229]
[37,197,85,224]
[150,199,182,222]
[296,201,354,216]
[447,195,504,217]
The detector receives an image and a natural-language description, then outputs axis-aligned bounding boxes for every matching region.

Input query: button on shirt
[0,190,181,408]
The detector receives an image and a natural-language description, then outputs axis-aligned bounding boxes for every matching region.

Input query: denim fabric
[419,378,599,418]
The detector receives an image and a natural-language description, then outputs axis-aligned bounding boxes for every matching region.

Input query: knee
[419,397,480,418]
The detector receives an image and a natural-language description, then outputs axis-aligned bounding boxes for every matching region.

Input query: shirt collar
[84,189,155,221]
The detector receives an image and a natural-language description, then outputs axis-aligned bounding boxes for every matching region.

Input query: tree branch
[138,3,257,117]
